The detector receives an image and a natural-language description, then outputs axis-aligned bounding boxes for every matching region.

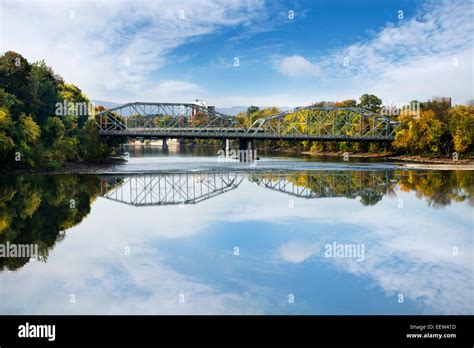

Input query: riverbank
[387,155,473,165]
[302,151,474,164]
[390,155,474,170]
[301,151,394,159]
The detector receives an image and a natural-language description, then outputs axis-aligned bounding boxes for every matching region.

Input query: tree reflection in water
[0,170,472,271]
[0,175,102,271]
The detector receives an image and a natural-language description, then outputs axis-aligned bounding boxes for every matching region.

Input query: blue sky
[1,0,473,106]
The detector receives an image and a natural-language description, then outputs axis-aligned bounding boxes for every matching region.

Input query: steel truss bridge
[96,102,398,142]
[99,171,394,206]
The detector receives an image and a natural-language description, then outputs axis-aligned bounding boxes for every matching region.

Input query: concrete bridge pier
[162,138,168,149]
[239,138,253,162]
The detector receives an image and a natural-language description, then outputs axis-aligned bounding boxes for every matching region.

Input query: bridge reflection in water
[100,171,395,206]
[100,172,243,206]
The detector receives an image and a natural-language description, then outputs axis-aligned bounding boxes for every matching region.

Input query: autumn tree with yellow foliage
[394,99,473,157]
[450,105,474,154]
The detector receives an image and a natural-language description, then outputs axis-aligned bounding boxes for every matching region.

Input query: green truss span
[96,102,398,141]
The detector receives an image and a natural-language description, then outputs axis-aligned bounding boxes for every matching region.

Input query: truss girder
[248,107,397,140]
[96,103,397,141]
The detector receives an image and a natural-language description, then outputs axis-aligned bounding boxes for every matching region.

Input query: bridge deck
[99,129,394,141]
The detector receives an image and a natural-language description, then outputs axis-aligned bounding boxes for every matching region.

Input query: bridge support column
[119,142,125,155]
[162,138,168,149]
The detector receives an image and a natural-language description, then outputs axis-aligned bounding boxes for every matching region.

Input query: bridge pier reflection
[220,139,231,155]
[239,139,254,162]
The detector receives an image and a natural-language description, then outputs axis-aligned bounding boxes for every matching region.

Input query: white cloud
[322,0,474,104]
[369,48,473,104]
[276,242,321,263]
[1,0,472,107]
[277,55,321,78]
[139,80,204,102]
[225,183,473,314]
[265,0,473,105]
[0,0,266,102]
[0,232,263,314]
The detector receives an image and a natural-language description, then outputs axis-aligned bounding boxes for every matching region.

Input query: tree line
[250,170,472,208]
[237,94,473,157]
[0,51,113,169]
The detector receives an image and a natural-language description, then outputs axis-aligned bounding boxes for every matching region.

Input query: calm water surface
[1,145,473,314]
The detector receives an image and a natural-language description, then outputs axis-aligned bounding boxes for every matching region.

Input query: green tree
[358,94,382,113]
[247,106,259,115]
[0,108,15,161]
[29,60,60,124]
[0,51,32,117]
[0,51,112,168]
[42,117,65,147]
[13,114,41,167]
[422,98,452,155]
[79,119,108,162]
[336,99,357,107]
[58,83,90,128]
[41,117,71,168]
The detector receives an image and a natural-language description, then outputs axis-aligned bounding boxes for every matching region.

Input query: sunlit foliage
[0,51,111,168]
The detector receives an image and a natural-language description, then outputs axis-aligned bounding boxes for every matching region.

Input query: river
[0,145,472,314]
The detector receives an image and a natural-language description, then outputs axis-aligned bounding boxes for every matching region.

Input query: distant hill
[216,106,292,116]
[215,106,248,115]
[90,99,121,110]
